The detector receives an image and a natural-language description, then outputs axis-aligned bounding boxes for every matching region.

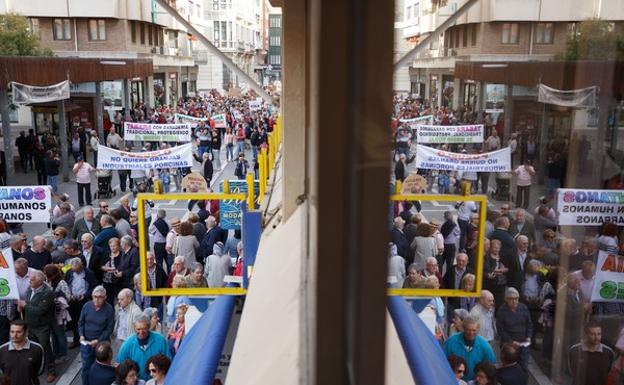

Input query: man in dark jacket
[496,287,532,372]
[199,216,225,261]
[88,341,116,385]
[390,217,411,263]
[17,270,56,382]
[118,235,140,289]
[15,131,30,173]
[497,343,528,385]
[22,236,51,271]
[141,252,168,309]
[81,233,106,283]
[234,153,250,180]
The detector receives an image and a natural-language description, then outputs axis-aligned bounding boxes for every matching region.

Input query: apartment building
[0,0,198,129]
[266,9,281,83]
[196,0,268,91]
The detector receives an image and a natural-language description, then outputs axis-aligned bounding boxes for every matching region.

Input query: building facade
[195,0,268,92]
[266,9,281,83]
[0,0,198,128]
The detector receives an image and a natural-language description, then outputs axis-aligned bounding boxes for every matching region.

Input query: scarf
[440,219,456,239]
[154,218,169,238]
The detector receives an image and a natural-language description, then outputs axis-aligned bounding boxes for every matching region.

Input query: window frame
[88,19,106,41]
[501,22,519,44]
[535,22,554,45]
[53,18,72,40]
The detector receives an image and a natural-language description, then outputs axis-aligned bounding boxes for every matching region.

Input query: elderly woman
[143,308,162,334]
[101,237,123,305]
[133,273,150,310]
[52,226,69,252]
[176,222,200,269]
[449,308,470,336]
[166,275,191,323]
[167,304,188,356]
[43,264,70,358]
[409,223,438,272]
[185,262,208,288]
[402,263,425,289]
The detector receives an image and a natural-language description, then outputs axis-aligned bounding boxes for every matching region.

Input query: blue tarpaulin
[388,296,457,385]
[164,294,236,385]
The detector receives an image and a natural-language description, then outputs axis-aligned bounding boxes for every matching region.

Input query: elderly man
[165,218,182,273]
[116,315,171,380]
[390,216,411,263]
[149,209,170,272]
[496,287,532,371]
[87,341,116,385]
[60,239,88,266]
[118,235,139,289]
[72,206,101,240]
[22,236,51,271]
[469,290,497,344]
[113,289,143,353]
[421,257,443,286]
[443,252,473,319]
[9,234,26,260]
[508,235,530,290]
[94,214,118,253]
[490,216,516,256]
[17,270,56,382]
[568,321,615,385]
[143,252,167,310]
[0,320,45,385]
[51,202,75,230]
[509,209,535,246]
[110,209,131,238]
[78,286,115,385]
[199,216,226,262]
[186,262,209,288]
[444,316,496,381]
[167,255,190,287]
[81,233,106,283]
[66,257,98,349]
[95,201,110,224]
[14,258,36,302]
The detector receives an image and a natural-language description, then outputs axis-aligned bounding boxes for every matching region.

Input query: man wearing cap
[73,156,95,207]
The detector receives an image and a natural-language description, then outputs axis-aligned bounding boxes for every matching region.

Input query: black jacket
[118,246,140,288]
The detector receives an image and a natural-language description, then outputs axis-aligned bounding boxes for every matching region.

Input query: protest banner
[556,188,624,226]
[399,115,433,130]
[213,113,227,128]
[98,143,194,170]
[415,144,511,172]
[249,99,261,111]
[0,249,20,300]
[12,80,70,104]
[591,250,624,303]
[181,172,209,192]
[401,173,428,194]
[416,124,484,144]
[0,185,52,223]
[219,180,259,230]
[174,113,209,124]
[123,122,192,142]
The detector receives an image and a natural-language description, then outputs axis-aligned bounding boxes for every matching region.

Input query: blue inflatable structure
[387,296,457,385]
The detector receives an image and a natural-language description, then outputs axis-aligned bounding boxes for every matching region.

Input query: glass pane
[63,19,71,39]
[98,20,106,40]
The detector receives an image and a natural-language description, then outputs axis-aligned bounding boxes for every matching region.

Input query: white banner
[415,144,511,172]
[399,115,433,124]
[249,100,261,111]
[538,84,596,109]
[0,249,20,300]
[213,113,227,128]
[98,143,194,170]
[11,80,70,104]
[591,250,624,303]
[0,185,52,223]
[124,122,192,142]
[556,188,624,226]
[174,113,209,124]
[416,124,484,144]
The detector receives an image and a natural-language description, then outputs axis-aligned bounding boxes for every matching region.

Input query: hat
[430,219,440,226]
[76,155,83,161]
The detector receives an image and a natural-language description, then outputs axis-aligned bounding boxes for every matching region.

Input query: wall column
[0,90,14,181]
[57,100,69,182]
[503,83,513,141]
[123,79,132,121]
[95,82,104,143]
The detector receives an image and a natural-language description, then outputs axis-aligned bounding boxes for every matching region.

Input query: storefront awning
[454,61,624,95]
[0,56,153,90]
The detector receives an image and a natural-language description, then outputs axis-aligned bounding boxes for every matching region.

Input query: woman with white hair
[143,308,162,334]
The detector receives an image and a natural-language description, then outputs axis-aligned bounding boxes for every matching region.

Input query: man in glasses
[95,202,110,224]
[78,286,115,385]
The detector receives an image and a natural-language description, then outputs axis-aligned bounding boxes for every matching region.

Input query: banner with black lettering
[11,80,70,104]
[123,122,192,142]
[98,143,194,170]
[591,250,624,303]
[415,144,511,172]
[416,124,484,144]
[0,185,52,223]
[557,188,624,226]
[175,113,209,124]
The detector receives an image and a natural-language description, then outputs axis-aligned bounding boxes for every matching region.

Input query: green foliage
[0,13,53,56]
[558,19,624,61]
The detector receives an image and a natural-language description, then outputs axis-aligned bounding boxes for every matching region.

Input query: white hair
[92,285,107,297]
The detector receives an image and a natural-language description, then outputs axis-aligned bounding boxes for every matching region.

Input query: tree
[0,13,53,56]
[556,19,624,61]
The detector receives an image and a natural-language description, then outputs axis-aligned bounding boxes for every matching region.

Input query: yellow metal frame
[137,192,248,296]
[387,193,487,297]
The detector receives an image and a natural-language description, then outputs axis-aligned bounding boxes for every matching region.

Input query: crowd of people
[389,94,624,385]
[0,89,276,385]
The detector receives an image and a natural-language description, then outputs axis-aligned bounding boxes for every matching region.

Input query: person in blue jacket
[116,315,172,381]
[444,316,496,381]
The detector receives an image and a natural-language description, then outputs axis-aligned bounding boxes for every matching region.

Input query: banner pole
[246,172,255,210]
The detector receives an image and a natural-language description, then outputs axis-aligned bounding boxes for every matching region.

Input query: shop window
[535,23,554,44]
[88,19,106,41]
[53,18,72,40]
[501,23,519,44]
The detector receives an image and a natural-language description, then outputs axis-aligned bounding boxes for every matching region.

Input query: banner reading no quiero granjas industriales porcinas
[98,143,194,170]
[557,188,624,226]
